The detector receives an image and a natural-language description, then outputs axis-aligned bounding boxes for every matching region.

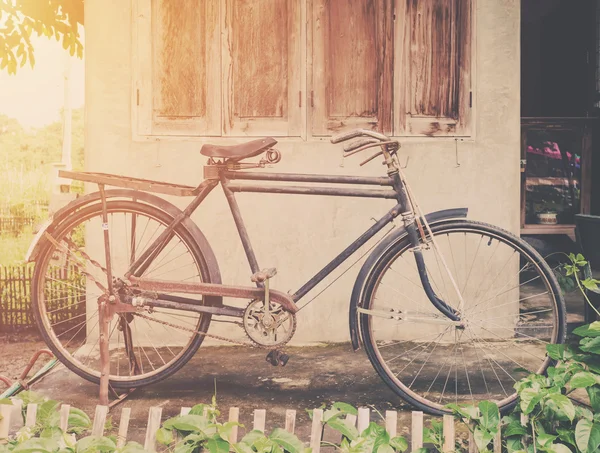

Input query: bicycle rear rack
[59,170,200,197]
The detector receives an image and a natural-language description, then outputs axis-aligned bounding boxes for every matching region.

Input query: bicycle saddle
[200,137,277,161]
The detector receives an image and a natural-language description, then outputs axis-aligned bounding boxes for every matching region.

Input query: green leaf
[0,399,13,406]
[546,344,569,360]
[270,428,305,453]
[68,408,91,429]
[557,428,576,447]
[576,419,593,453]
[504,421,527,437]
[388,437,408,453]
[570,372,598,389]
[520,388,543,414]
[76,436,117,453]
[505,436,524,453]
[326,417,359,441]
[547,394,575,421]
[217,421,243,442]
[478,401,500,431]
[473,427,494,452]
[588,385,600,412]
[232,443,255,453]
[583,279,600,292]
[37,399,60,426]
[241,430,267,446]
[162,414,208,432]
[375,444,394,453]
[206,436,230,453]
[12,438,58,453]
[446,403,479,420]
[548,444,575,453]
[536,433,557,448]
[576,324,600,338]
[332,403,358,416]
[118,441,147,453]
[156,427,173,446]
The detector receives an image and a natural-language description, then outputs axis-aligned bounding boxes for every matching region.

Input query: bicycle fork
[389,169,463,323]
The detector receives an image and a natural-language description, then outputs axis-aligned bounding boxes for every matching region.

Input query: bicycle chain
[47,234,289,349]
[132,311,262,348]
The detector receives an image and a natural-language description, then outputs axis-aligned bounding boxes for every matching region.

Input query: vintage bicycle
[26,129,566,415]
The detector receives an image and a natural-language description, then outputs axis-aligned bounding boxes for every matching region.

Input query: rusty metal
[19,349,54,381]
[98,295,111,406]
[0,376,11,387]
[99,184,114,296]
[128,276,298,314]
[251,268,277,283]
[133,311,258,348]
[58,170,198,197]
[137,296,245,318]
[223,170,393,186]
[227,184,398,199]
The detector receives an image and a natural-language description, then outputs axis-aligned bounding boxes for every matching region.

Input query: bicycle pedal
[266,350,289,367]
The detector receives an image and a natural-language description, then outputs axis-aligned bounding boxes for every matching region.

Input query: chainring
[243,299,297,347]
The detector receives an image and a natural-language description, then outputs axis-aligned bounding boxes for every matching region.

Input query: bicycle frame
[124,163,460,322]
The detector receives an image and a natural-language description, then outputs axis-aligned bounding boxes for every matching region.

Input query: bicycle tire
[32,200,215,389]
[359,220,566,415]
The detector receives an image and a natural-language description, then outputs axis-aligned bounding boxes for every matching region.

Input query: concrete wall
[84,0,520,344]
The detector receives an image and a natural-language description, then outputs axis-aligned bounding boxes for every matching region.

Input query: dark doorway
[521,0,596,118]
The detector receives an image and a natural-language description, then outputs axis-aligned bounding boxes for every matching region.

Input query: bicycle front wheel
[360,220,566,415]
[32,200,214,389]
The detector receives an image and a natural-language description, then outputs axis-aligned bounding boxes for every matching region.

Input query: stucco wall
[84,0,520,344]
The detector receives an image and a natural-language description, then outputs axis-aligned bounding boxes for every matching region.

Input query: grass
[0,226,36,266]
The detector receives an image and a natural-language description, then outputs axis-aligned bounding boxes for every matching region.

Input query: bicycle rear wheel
[360,220,566,415]
[32,200,214,389]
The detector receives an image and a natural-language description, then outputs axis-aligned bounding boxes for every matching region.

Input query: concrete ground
[30,344,416,443]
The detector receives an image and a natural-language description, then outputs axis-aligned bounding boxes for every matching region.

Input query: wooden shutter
[311,0,393,136]
[222,0,302,136]
[134,0,220,136]
[394,0,472,136]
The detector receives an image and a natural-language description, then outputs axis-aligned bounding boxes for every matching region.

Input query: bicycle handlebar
[330,129,390,144]
[343,138,379,153]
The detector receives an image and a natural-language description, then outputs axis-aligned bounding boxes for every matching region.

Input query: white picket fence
[0,403,504,452]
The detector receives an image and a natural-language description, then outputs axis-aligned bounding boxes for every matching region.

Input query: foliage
[0,391,144,453]
[0,111,84,265]
[0,0,83,75]
[307,403,408,453]
[157,396,309,453]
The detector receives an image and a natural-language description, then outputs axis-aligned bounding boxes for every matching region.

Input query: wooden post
[357,407,369,432]
[411,411,424,451]
[0,405,12,439]
[285,410,296,434]
[228,407,240,443]
[59,404,70,431]
[144,407,163,453]
[309,409,323,453]
[385,411,397,437]
[117,408,131,448]
[91,405,108,436]
[253,409,266,432]
[442,415,455,453]
[25,404,37,427]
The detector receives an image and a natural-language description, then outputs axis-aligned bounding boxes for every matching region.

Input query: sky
[0,35,85,129]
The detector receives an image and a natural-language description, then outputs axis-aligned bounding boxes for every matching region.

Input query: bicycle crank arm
[127,276,299,314]
[356,307,464,326]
